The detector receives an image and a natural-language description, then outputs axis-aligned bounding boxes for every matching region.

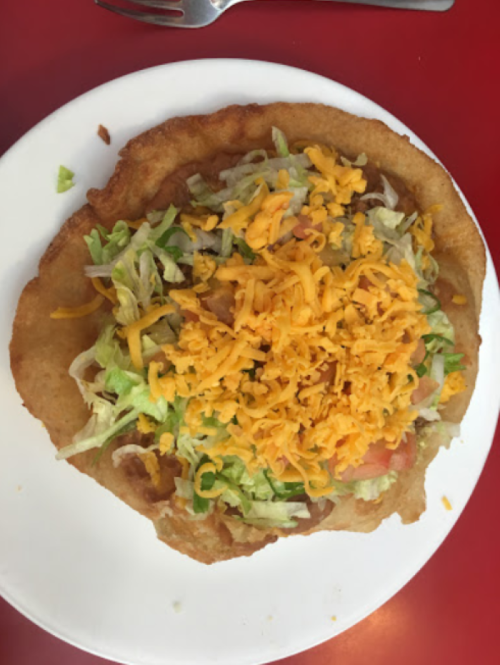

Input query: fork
[95,0,455,29]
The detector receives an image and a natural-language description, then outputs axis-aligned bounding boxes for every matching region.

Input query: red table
[1,1,499,663]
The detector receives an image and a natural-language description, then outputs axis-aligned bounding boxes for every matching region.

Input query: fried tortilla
[10,103,485,563]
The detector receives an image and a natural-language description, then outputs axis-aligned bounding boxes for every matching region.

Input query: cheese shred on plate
[53,127,467,528]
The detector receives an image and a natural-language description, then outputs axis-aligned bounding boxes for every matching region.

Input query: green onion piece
[422,333,453,346]
[162,246,183,262]
[193,456,217,514]
[235,238,256,262]
[416,363,428,378]
[92,420,136,466]
[264,470,306,500]
[443,352,466,374]
[218,474,252,515]
[155,226,190,249]
[418,289,441,315]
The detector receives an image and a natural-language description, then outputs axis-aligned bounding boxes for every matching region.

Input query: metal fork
[95,0,455,30]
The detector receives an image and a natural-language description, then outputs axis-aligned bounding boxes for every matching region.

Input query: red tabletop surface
[1,1,499,664]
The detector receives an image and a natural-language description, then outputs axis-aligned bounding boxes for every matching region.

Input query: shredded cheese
[71,140,459,501]
[440,371,466,403]
[193,252,217,282]
[91,277,117,304]
[159,209,430,493]
[194,462,226,498]
[442,496,452,511]
[50,294,104,319]
[123,304,175,369]
[126,218,147,230]
[178,456,191,480]
[137,413,155,434]
[181,213,219,232]
[159,432,174,455]
[142,452,161,488]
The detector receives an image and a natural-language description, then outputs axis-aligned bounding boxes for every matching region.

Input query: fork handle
[227,0,454,10]
[312,0,454,9]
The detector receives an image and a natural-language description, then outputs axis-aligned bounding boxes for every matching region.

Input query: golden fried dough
[11,104,485,563]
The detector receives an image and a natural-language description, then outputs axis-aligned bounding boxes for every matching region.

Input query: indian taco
[10,103,486,564]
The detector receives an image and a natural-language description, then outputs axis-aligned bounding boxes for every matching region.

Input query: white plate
[0,59,499,665]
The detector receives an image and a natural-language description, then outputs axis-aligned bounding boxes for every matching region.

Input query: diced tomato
[411,338,426,365]
[362,439,393,467]
[182,310,199,323]
[200,288,235,326]
[342,462,390,482]
[332,433,418,482]
[389,433,417,471]
[292,214,322,240]
[411,375,439,405]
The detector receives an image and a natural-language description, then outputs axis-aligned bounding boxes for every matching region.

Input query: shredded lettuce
[155,225,189,250]
[94,325,126,369]
[114,249,156,311]
[272,126,290,157]
[105,367,142,396]
[284,186,309,216]
[415,353,445,415]
[234,237,256,262]
[68,347,98,401]
[188,147,312,213]
[101,222,131,260]
[220,228,234,258]
[56,408,140,460]
[153,247,185,283]
[341,153,368,168]
[172,455,309,526]
[427,310,455,344]
[327,471,398,502]
[176,433,206,467]
[118,385,169,421]
[418,289,441,315]
[57,165,75,193]
[174,477,194,500]
[219,155,311,189]
[221,458,274,501]
[238,500,310,528]
[114,283,140,325]
[84,230,104,265]
[361,174,398,209]
[352,472,398,501]
[430,353,445,390]
[150,205,178,242]
[385,233,416,270]
[368,207,405,231]
[422,332,453,355]
[418,407,441,422]
[110,442,159,468]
